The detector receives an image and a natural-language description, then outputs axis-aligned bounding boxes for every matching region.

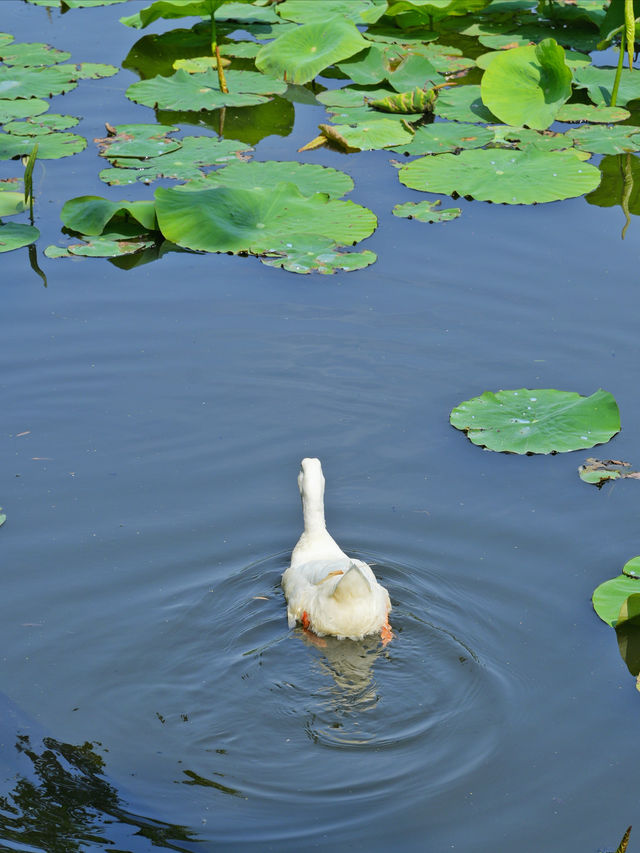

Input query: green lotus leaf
[0,221,39,252]
[573,66,640,107]
[593,574,640,627]
[0,66,79,99]
[406,42,474,74]
[0,131,86,159]
[0,34,14,47]
[216,1,279,22]
[0,191,26,216]
[276,0,387,24]
[363,24,438,45]
[154,182,377,254]
[370,87,437,114]
[338,45,443,91]
[319,119,414,151]
[399,148,601,204]
[480,38,572,130]
[261,238,377,274]
[434,85,498,123]
[578,458,640,486]
[393,199,461,222]
[64,63,118,80]
[623,557,640,578]
[0,98,49,123]
[0,41,71,67]
[255,16,369,85]
[126,68,286,110]
[391,121,493,154]
[387,0,492,23]
[121,0,226,29]
[100,136,251,184]
[219,41,261,59]
[60,196,158,235]
[586,154,640,216]
[450,388,620,454]
[95,123,180,158]
[477,47,590,71]
[489,125,571,152]
[316,86,396,108]
[172,56,228,73]
[184,160,354,198]
[4,113,79,135]
[477,32,532,49]
[565,124,640,155]
[555,103,630,123]
[45,231,157,258]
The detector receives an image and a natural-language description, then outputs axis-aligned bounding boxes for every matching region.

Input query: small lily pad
[95,123,180,158]
[0,99,49,123]
[0,41,71,67]
[255,16,369,84]
[392,200,461,222]
[555,103,630,123]
[593,574,640,627]
[316,119,414,151]
[0,65,79,99]
[0,221,39,252]
[0,191,26,216]
[4,113,79,135]
[46,231,157,258]
[578,458,640,486]
[126,68,287,111]
[399,148,601,204]
[565,125,640,155]
[0,131,86,160]
[261,239,377,274]
[450,388,620,454]
[392,122,493,155]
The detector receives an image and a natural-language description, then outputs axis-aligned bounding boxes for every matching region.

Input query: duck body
[282,458,391,641]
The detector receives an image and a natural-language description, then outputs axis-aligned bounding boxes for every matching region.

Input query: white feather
[282,458,391,640]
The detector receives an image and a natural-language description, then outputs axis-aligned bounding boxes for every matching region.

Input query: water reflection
[0,733,199,852]
[586,153,640,238]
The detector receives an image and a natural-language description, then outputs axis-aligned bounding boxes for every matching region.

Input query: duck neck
[302,494,326,535]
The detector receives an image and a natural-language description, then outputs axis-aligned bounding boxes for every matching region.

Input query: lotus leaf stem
[611,31,626,106]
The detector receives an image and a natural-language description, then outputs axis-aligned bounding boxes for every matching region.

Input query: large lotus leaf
[434,85,498,123]
[393,199,461,221]
[480,39,572,130]
[0,222,39,252]
[0,98,49,123]
[566,125,640,155]
[60,196,158,235]
[0,66,79,99]
[586,154,640,216]
[121,0,226,29]
[450,388,620,454]
[154,182,377,254]
[337,45,443,91]
[276,0,387,24]
[318,119,414,151]
[4,113,79,135]
[0,42,71,67]
[573,66,640,107]
[0,131,86,159]
[95,123,180,158]
[255,16,369,85]
[185,160,354,198]
[555,103,630,123]
[99,136,251,184]
[392,122,493,154]
[126,68,286,110]
[0,192,26,216]
[593,575,640,627]
[399,148,601,204]
[261,237,377,274]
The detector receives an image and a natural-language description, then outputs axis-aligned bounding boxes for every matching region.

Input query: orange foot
[301,610,310,630]
[300,611,327,647]
[381,619,393,647]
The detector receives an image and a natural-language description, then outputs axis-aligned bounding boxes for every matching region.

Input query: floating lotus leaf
[316,86,397,108]
[338,46,443,91]
[392,121,493,154]
[573,66,640,107]
[45,230,157,258]
[186,160,354,199]
[126,68,286,110]
[327,105,423,125]
[555,103,630,123]
[450,388,620,454]
[476,47,589,71]
[434,85,498,123]
[387,0,493,23]
[0,221,39,252]
[4,113,79,134]
[0,42,71,67]
[216,1,279,22]
[172,56,229,73]
[578,458,640,486]
[399,148,601,204]
[477,32,532,49]
[99,136,251,184]
[276,0,387,24]
[255,16,369,85]
[0,35,14,47]
[407,42,474,74]
[60,196,158,235]
[593,574,640,627]
[489,125,571,152]
[369,87,437,114]
[0,66,79,99]
[586,154,640,216]
[0,98,48,123]
[566,124,640,155]
[318,119,414,151]
[392,200,461,221]
[95,123,180,158]
[61,63,119,79]
[121,0,227,29]
[154,182,377,255]
[0,131,86,159]
[480,39,572,130]
[219,41,261,59]
[261,238,377,274]
[364,24,438,45]
[0,191,26,216]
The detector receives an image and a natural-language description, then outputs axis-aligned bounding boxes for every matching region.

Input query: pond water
[1,2,640,851]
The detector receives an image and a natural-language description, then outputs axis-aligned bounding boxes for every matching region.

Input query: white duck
[282,458,392,642]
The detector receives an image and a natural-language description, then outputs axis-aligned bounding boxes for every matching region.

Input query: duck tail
[331,563,370,603]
